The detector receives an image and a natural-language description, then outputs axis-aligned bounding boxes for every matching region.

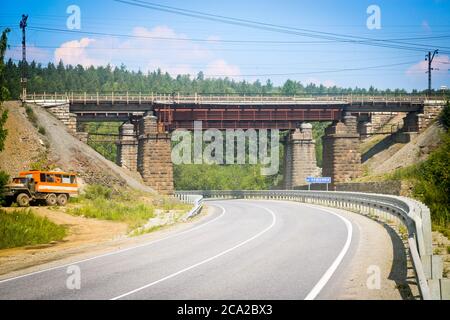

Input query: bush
[0,208,67,249]
[439,101,450,131]
[389,132,450,231]
[25,104,38,127]
[0,170,9,206]
[38,126,46,135]
[68,196,155,230]
[412,133,450,228]
[83,184,112,200]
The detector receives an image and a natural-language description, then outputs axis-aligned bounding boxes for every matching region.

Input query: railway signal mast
[20,14,28,104]
[425,49,438,95]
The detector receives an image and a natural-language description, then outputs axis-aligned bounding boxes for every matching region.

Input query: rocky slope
[0,101,154,193]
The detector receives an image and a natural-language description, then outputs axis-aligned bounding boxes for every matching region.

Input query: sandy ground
[0,205,209,280]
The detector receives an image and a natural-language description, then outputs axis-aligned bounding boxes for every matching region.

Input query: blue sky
[1,0,450,91]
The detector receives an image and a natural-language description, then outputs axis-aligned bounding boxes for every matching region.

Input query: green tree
[0,28,11,152]
[439,101,450,131]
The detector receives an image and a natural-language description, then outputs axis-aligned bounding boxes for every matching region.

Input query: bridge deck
[25,93,442,130]
[25,92,438,106]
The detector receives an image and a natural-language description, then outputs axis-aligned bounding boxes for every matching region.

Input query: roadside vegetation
[67,184,191,231]
[0,208,67,249]
[24,104,38,127]
[0,29,10,205]
[384,102,450,236]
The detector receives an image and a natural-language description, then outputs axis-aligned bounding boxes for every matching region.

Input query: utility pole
[20,14,28,104]
[425,49,438,96]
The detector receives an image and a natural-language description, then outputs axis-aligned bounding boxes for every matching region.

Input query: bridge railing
[175,189,448,300]
[23,92,445,106]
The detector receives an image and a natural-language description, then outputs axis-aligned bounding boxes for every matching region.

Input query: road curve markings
[302,204,353,300]
[0,204,227,284]
[110,204,277,300]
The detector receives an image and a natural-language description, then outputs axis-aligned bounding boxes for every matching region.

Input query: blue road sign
[305,176,332,184]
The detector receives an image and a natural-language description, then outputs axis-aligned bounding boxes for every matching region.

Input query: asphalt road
[0,199,355,300]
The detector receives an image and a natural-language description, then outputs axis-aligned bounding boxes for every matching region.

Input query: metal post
[20,14,28,104]
[426,50,438,96]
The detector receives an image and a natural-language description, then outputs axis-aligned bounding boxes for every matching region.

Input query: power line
[111,0,450,53]
[27,26,450,48]
[201,61,419,77]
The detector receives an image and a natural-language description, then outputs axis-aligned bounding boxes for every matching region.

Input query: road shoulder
[313,206,419,300]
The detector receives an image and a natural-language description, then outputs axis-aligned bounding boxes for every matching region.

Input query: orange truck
[2,170,78,207]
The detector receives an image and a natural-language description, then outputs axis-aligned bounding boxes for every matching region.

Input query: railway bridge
[25,93,445,194]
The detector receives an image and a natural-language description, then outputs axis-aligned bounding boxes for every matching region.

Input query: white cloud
[406,55,450,77]
[54,38,104,67]
[204,59,241,78]
[52,25,239,77]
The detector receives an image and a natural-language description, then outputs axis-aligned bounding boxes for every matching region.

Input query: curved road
[0,199,357,300]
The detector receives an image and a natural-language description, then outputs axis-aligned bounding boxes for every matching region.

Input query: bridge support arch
[283,123,320,189]
[322,113,361,184]
[137,112,174,195]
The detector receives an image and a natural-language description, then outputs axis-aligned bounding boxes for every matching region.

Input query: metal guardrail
[175,193,204,220]
[23,92,446,106]
[175,189,445,300]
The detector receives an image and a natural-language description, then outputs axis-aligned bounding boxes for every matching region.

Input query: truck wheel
[57,194,68,206]
[16,193,30,207]
[46,193,57,206]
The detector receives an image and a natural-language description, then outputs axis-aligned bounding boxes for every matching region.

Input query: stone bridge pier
[116,122,138,172]
[322,113,362,185]
[136,112,174,195]
[283,123,320,189]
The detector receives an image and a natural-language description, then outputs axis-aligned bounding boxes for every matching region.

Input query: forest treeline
[4,59,429,99]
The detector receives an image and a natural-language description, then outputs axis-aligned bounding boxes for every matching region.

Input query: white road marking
[302,204,353,300]
[0,205,226,284]
[232,199,353,300]
[110,203,277,300]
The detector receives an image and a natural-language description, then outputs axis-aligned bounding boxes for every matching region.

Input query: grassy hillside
[385,102,450,235]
